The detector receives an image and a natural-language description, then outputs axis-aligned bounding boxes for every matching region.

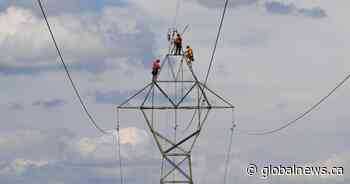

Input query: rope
[36,0,108,135]
[152,86,155,127]
[242,73,350,136]
[174,63,179,182]
[223,109,236,184]
[116,109,124,184]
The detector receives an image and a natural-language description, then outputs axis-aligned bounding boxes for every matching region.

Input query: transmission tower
[117,37,234,184]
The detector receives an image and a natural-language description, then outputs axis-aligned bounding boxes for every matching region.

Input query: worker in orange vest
[174,34,182,55]
[152,59,161,81]
[185,45,194,62]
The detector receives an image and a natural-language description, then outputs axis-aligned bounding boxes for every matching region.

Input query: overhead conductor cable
[36,0,108,135]
[243,73,350,136]
[38,0,125,182]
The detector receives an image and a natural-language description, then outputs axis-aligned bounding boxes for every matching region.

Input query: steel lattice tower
[117,51,234,184]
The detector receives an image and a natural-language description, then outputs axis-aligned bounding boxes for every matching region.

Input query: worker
[185,45,194,62]
[152,59,161,81]
[174,33,182,55]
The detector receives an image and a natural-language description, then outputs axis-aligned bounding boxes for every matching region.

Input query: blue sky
[1,0,350,184]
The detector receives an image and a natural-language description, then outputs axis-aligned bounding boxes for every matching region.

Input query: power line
[204,0,229,85]
[194,0,231,126]
[173,0,182,28]
[242,73,350,136]
[38,0,125,181]
[36,0,108,135]
[194,0,230,133]
[172,0,230,134]
[194,1,235,183]
[196,0,350,137]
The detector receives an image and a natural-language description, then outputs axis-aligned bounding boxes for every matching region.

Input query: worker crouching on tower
[152,59,161,81]
[185,45,194,62]
[174,33,182,55]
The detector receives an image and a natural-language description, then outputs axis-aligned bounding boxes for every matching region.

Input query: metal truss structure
[117,53,234,184]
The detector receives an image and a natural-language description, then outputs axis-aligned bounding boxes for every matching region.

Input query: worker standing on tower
[174,33,182,55]
[185,45,194,62]
[152,59,161,81]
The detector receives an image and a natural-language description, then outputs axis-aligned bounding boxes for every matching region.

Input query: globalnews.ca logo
[247,163,344,179]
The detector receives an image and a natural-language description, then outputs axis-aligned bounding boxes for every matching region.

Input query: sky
[1,0,350,183]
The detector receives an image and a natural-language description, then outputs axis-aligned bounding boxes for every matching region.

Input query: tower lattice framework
[117,52,234,184]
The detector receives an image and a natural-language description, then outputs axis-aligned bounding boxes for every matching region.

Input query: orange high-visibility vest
[175,36,182,44]
[187,48,193,57]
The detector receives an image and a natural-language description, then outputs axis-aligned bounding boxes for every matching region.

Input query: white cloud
[66,127,152,161]
[0,5,154,70]
[262,0,323,8]
[118,127,148,145]
[0,127,156,183]
[0,159,49,176]
[194,0,258,8]
[0,130,45,150]
[0,6,94,66]
[0,127,150,163]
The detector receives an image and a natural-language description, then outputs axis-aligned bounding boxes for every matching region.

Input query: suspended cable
[173,0,182,28]
[242,73,350,136]
[195,0,234,177]
[189,0,231,133]
[39,0,125,181]
[193,0,231,129]
[223,109,236,184]
[36,0,108,135]
[195,0,350,137]
[191,9,236,175]
[174,65,179,182]
[204,0,229,85]
[116,109,125,184]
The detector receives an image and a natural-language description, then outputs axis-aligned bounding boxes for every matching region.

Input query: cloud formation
[0,0,127,15]
[264,1,327,18]
[194,0,258,8]
[7,103,24,111]
[0,6,155,75]
[32,99,65,109]
[0,159,49,176]
[192,0,327,19]
[94,90,129,105]
[0,127,156,183]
